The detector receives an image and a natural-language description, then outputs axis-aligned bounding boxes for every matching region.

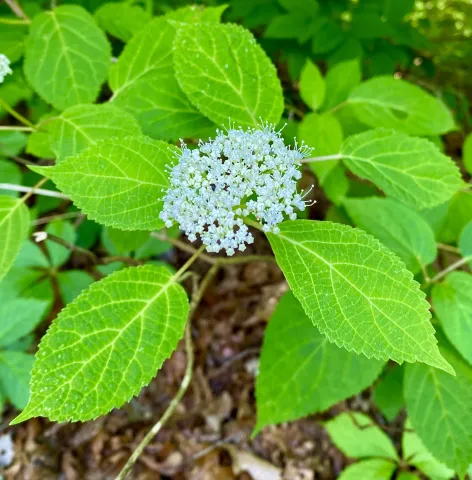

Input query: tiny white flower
[0,54,12,84]
[160,123,313,255]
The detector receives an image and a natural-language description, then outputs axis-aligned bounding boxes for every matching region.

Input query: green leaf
[165,4,228,23]
[0,24,28,63]
[323,58,361,111]
[343,197,437,273]
[348,77,455,136]
[337,459,397,480]
[267,220,453,373]
[311,19,345,55]
[94,2,151,42]
[255,292,384,433]
[0,159,22,198]
[325,412,398,460]
[0,297,48,348]
[30,136,173,231]
[0,196,30,283]
[57,270,94,304]
[0,351,34,409]
[322,164,350,206]
[341,129,464,209]
[405,339,472,475]
[49,104,142,163]
[463,133,472,174]
[174,22,284,127]
[45,220,76,268]
[0,130,28,157]
[298,112,343,183]
[102,226,150,254]
[109,17,216,141]
[299,60,325,111]
[373,366,404,421]
[12,265,189,423]
[396,473,420,480]
[432,273,472,366]
[24,5,111,110]
[384,0,415,24]
[459,221,472,264]
[402,419,455,480]
[438,191,472,243]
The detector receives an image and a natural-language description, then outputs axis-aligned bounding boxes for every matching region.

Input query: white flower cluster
[160,124,312,255]
[0,54,12,84]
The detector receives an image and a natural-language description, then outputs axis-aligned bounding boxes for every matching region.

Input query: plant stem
[0,98,36,129]
[300,153,343,164]
[429,255,472,284]
[172,245,206,281]
[437,243,460,254]
[39,233,99,263]
[116,263,220,480]
[327,100,348,114]
[0,16,29,24]
[19,177,48,203]
[0,183,68,199]
[32,211,84,226]
[4,0,30,21]
[0,126,33,132]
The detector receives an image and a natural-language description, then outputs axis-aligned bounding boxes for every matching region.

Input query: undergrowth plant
[1,0,472,478]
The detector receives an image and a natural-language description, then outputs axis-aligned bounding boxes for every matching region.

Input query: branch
[429,255,472,284]
[0,183,69,199]
[4,0,30,21]
[299,153,342,164]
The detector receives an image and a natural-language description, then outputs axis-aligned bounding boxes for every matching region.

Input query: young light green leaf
[255,292,384,433]
[373,366,404,421]
[341,129,464,209]
[405,339,472,475]
[323,58,361,111]
[298,112,343,183]
[432,273,472,366]
[57,270,94,304]
[267,220,453,374]
[0,351,34,409]
[165,4,228,22]
[24,5,111,110]
[299,60,325,110]
[12,265,189,423]
[0,196,30,282]
[49,104,142,163]
[348,77,455,136]
[0,297,48,348]
[343,197,437,273]
[338,459,397,480]
[325,412,398,460]
[174,22,283,127]
[463,132,472,174]
[30,136,173,231]
[402,420,455,480]
[109,17,216,141]
[94,2,151,42]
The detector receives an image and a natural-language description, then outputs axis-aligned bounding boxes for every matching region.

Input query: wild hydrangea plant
[1,2,472,479]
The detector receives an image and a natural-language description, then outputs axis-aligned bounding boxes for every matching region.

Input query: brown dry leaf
[226,446,282,480]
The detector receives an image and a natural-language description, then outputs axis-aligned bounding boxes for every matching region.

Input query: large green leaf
[255,292,384,433]
[373,366,404,421]
[438,190,472,243]
[344,197,437,273]
[348,77,455,136]
[12,265,189,423]
[325,412,398,460]
[323,58,361,111]
[432,273,472,366]
[459,221,472,265]
[24,6,111,110]
[0,351,34,409]
[49,104,142,163]
[0,196,30,282]
[338,459,397,480]
[267,220,452,373]
[341,129,463,209]
[405,340,472,475]
[30,136,173,231]
[109,17,215,141]
[174,22,283,127]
